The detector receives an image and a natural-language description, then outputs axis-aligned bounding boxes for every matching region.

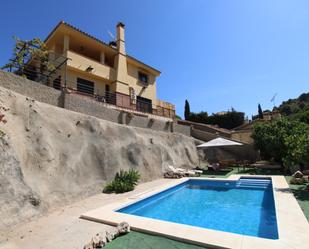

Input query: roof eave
[44,21,161,76]
[127,55,161,76]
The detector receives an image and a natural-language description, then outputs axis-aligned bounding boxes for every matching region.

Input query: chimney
[114,22,128,89]
[116,22,125,55]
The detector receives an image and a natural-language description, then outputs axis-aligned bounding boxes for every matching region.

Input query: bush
[252,118,309,170]
[103,169,140,193]
[290,109,309,124]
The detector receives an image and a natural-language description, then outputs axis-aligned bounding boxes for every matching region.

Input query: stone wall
[125,114,172,132]
[0,70,190,136]
[0,70,63,107]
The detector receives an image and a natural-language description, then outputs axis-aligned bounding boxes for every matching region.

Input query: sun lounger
[163,165,201,178]
[176,168,196,177]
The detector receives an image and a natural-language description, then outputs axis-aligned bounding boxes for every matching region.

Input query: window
[77,78,94,95]
[138,72,148,85]
[53,76,61,90]
[136,96,152,113]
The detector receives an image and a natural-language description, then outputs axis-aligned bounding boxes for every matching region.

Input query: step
[237,183,270,187]
[239,179,271,183]
[238,186,270,189]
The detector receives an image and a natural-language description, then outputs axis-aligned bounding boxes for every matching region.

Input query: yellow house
[44,21,175,119]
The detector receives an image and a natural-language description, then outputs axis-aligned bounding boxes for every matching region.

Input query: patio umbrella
[196,137,243,167]
[197,137,242,148]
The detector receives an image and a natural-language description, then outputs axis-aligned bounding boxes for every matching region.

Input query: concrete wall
[174,123,191,136]
[0,70,190,136]
[0,70,63,107]
[231,131,254,144]
[177,120,231,138]
[191,128,218,142]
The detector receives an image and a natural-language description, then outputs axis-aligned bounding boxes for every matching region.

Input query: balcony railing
[66,87,175,119]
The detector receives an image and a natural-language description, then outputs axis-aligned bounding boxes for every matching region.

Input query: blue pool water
[117,178,278,239]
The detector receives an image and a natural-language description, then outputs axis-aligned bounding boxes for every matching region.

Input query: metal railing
[68,86,175,119]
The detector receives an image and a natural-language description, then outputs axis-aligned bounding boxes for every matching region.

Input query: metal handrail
[68,87,175,118]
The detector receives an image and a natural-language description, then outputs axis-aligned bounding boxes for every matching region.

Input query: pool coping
[81,175,309,249]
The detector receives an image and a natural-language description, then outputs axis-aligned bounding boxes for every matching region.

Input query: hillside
[276,92,309,123]
[0,86,198,230]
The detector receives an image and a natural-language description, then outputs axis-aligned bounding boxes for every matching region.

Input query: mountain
[275,92,309,124]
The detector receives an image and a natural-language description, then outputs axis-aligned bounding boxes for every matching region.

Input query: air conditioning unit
[129,87,136,104]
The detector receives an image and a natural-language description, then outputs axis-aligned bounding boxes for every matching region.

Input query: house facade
[44,21,175,119]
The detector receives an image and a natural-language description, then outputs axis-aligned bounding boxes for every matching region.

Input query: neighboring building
[262,110,281,121]
[215,111,228,116]
[252,110,281,121]
[38,21,175,119]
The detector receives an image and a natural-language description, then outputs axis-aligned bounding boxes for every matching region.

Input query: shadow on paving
[104,231,209,249]
[291,187,309,202]
[201,167,235,178]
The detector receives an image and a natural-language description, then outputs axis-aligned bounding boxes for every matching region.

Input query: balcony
[66,50,115,81]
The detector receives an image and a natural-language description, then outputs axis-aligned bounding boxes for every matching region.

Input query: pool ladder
[236,178,271,189]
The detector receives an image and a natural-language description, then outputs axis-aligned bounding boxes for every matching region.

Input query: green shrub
[103,169,141,194]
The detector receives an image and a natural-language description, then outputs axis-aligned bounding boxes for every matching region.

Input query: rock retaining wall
[0,86,198,230]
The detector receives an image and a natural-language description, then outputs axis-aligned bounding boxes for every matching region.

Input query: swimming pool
[117,178,278,239]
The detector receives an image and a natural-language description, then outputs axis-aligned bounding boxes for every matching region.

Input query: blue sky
[1,0,309,118]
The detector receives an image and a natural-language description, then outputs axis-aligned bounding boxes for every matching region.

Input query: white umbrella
[197,137,242,148]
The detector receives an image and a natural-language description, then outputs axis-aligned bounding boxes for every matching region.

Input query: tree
[258,104,263,119]
[184,99,191,120]
[188,109,244,129]
[283,123,309,170]
[252,118,309,170]
[1,37,55,80]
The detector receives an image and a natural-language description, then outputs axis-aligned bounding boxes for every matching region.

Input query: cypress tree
[258,104,264,119]
[184,99,191,120]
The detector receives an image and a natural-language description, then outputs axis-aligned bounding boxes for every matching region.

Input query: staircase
[236,178,272,189]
